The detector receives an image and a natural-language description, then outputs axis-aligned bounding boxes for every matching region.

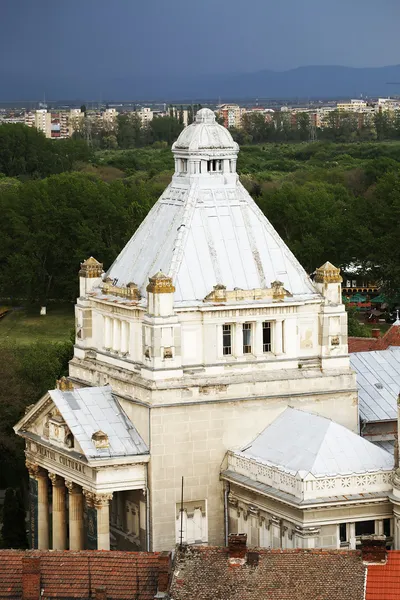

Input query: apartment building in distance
[24,109,52,138]
[217,104,246,129]
[136,106,154,125]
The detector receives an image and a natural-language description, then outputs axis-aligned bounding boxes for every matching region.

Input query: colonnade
[26,461,112,550]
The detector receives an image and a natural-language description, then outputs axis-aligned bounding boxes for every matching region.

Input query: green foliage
[0,124,93,178]
[1,488,28,549]
[346,307,370,337]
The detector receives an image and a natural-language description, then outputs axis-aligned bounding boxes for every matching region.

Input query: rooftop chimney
[371,329,381,339]
[228,533,247,565]
[22,557,41,600]
[360,535,387,564]
[95,587,107,600]
[154,551,171,599]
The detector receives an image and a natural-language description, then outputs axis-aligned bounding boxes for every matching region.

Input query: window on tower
[263,321,272,352]
[222,324,232,355]
[243,323,252,354]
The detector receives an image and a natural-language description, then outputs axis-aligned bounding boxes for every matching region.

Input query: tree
[1,488,28,548]
[116,113,142,149]
[80,104,87,115]
[178,106,184,125]
[149,116,184,145]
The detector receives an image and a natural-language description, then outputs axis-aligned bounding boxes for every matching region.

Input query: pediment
[14,393,79,453]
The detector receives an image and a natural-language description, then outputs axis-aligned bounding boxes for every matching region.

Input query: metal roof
[350,347,400,422]
[106,179,318,303]
[241,407,393,477]
[49,386,149,459]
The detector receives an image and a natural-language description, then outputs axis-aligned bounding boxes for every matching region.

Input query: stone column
[274,320,283,355]
[235,323,243,357]
[349,522,356,549]
[94,493,113,550]
[49,473,67,550]
[37,469,50,549]
[113,319,120,353]
[254,321,263,356]
[121,320,129,355]
[104,316,112,349]
[65,481,84,550]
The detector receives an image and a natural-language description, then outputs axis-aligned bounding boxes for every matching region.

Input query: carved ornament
[314,261,342,284]
[204,282,291,303]
[56,376,74,391]
[48,473,64,487]
[79,256,103,278]
[147,271,175,294]
[100,280,141,300]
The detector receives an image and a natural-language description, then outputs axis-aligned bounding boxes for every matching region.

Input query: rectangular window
[263,321,272,352]
[383,518,391,537]
[222,324,232,355]
[355,520,375,536]
[339,523,347,543]
[243,323,252,354]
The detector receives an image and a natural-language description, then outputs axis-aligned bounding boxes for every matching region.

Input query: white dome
[173,108,238,153]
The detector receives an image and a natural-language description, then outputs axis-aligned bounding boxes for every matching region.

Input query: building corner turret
[142,272,182,380]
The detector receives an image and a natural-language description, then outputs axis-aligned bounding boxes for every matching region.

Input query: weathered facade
[15,109,399,552]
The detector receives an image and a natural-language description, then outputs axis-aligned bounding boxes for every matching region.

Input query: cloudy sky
[1,0,399,98]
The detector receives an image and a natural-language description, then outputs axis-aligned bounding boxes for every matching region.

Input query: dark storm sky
[1,0,399,99]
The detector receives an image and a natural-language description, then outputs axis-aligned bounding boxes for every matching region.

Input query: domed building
[15,109,397,553]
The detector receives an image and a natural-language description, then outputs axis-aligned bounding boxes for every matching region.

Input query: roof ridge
[168,179,199,281]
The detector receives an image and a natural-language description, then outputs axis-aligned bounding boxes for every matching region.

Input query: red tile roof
[366,550,400,600]
[170,546,366,600]
[349,324,400,353]
[0,550,167,600]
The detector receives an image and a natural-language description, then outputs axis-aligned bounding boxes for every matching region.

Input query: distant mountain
[2,64,400,102]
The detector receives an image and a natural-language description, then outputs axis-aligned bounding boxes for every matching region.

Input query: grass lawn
[0,304,75,346]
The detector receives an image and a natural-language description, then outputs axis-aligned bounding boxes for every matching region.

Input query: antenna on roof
[179,476,184,549]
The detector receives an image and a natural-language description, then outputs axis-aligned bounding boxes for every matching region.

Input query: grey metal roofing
[49,386,149,459]
[241,407,393,477]
[221,469,389,507]
[350,346,400,422]
[374,440,395,453]
[106,178,318,303]
[172,109,238,151]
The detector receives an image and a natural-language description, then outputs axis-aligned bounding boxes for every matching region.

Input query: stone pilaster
[94,493,113,551]
[83,490,113,550]
[65,481,84,550]
[49,473,67,550]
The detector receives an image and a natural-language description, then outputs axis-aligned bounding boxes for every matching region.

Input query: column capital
[48,473,64,487]
[93,493,113,509]
[26,460,39,477]
[65,480,82,494]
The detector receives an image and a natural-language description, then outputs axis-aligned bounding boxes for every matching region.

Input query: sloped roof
[106,180,317,303]
[170,546,365,600]
[49,386,149,459]
[0,550,165,600]
[350,347,400,422]
[366,550,400,600]
[241,407,393,477]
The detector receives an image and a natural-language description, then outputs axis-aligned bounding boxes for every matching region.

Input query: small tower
[314,261,343,305]
[79,257,103,298]
[142,271,182,380]
[147,271,175,317]
[314,262,347,368]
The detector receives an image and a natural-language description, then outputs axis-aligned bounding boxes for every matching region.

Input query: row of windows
[339,518,391,543]
[222,322,272,356]
[176,158,236,175]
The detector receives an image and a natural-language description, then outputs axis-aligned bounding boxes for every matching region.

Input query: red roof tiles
[0,550,167,600]
[366,550,400,600]
[349,323,400,353]
[170,546,366,600]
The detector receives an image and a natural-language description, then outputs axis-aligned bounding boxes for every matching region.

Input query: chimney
[95,588,107,600]
[228,533,247,565]
[371,329,381,339]
[360,535,387,564]
[22,557,41,600]
[154,551,171,599]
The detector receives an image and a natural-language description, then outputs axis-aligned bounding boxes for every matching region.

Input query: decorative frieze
[227,451,393,503]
